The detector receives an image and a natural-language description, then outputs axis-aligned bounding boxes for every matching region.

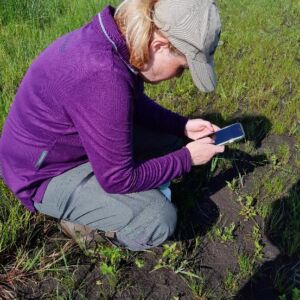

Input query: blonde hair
[114,0,181,70]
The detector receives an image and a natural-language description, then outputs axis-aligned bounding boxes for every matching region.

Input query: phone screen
[213,123,245,146]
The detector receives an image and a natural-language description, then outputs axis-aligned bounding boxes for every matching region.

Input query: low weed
[223,255,255,295]
[213,222,236,243]
[153,243,188,275]
[263,175,286,199]
[186,275,212,299]
[209,156,221,179]
[265,144,291,170]
[238,254,254,279]
[237,194,257,221]
[1,240,76,298]
[277,144,291,165]
[224,270,238,293]
[226,178,241,193]
[256,203,271,219]
[252,225,264,260]
[95,245,127,290]
[293,288,300,300]
[279,288,300,300]
[153,241,202,281]
[134,258,145,269]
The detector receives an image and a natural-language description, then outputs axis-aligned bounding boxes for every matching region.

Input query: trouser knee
[154,201,178,243]
[116,200,177,251]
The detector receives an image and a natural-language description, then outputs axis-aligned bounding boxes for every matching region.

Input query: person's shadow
[235,179,300,299]
[172,113,272,242]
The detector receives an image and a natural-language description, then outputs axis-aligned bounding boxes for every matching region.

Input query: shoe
[59,219,118,248]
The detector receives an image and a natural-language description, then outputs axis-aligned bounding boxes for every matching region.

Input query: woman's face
[139,33,189,84]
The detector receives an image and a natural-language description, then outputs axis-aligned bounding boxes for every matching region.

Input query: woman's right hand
[185,137,225,166]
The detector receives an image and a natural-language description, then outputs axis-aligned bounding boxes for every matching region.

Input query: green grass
[0,0,299,298]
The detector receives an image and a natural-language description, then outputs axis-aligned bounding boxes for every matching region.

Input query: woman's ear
[149,33,170,54]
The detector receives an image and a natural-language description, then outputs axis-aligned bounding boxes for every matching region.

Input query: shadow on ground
[236,180,300,299]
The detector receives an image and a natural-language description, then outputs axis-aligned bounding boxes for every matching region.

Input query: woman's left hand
[184,118,220,140]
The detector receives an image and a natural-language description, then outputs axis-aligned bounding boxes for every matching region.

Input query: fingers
[203,120,220,132]
[186,138,225,166]
[191,119,220,133]
[196,138,225,154]
[196,130,214,139]
[202,120,220,132]
[201,120,215,133]
[197,137,215,144]
[212,124,221,131]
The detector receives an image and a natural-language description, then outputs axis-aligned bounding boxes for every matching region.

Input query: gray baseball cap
[153,0,221,92]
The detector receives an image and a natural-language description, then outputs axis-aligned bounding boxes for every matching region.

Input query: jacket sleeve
[63,71,192,194]
[133,78,189,137]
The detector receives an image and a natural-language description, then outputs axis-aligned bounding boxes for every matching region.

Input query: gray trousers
[34,126,185,251]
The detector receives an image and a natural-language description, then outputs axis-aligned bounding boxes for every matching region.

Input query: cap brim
[187,56,216,92]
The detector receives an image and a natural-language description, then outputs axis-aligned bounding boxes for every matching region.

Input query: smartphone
[212,123,245,146]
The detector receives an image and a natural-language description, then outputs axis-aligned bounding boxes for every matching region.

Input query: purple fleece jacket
[0,6,192,213]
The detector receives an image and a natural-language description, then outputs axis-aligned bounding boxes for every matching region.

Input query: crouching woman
[0,0,223,251]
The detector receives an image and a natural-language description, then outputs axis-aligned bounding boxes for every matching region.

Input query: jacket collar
[97,6,138,75]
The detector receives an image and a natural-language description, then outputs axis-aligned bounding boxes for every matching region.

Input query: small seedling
[134,258,145,269]
[238,254,254,278]
[214,222,236,243]
[252,225,264,260]
[224,270,238,293]
[226,178,240,192]
[239,195,257,221]
[186,274,210,298]
[270,153,279,167]
[153,242,181,272]
[153,242,200,279]
[96,245,126,290]
[293,288,300,300]
[210,156,220,177]
[279,289,300,300]
[256,203,270,219]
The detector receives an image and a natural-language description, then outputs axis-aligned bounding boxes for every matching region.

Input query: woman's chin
[140,76,161,85]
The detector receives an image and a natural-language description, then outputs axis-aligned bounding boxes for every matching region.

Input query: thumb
[215,145,225,153]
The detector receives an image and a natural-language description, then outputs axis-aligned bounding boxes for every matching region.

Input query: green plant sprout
[279,290,300,300]
[134,258,145,269]
[224,270,238,293]
[226,178,239,192]
[96,245,126,290]
[214,222,236,243]
[238,195,257,221]
[152,242,200,279]
[252,225,264,260]
[226,172,244,192]
[238,254,254,279]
